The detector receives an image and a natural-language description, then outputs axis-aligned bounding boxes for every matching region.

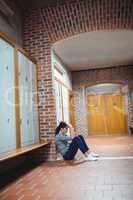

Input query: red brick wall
[72,66,133,89]
[23,0,133,159]
[23,10,57,160]
[72,66,133,136]
[41,0,133,42]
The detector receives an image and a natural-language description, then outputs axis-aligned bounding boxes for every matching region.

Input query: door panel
[105,94,127,134]
[87,93,127,135]
[69,95,75,127]
[87,95,107,135]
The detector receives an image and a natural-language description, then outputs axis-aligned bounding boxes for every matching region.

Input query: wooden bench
[0,141,50,162]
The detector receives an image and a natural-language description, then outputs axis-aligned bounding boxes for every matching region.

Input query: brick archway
[23,0,133,159]
[41,0,133,43]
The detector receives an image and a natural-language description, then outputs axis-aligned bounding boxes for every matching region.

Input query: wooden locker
[0,38,16,153]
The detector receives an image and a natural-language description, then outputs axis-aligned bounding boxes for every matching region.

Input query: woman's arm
[57,134,72,141]
[68,123,76,136]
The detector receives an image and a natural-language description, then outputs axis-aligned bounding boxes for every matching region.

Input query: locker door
[0,38,16,153]
[0,39,3,152]
[6,42,16,150]
[31,62,39,143]
[25,58,34,145]
[0,38,8,152]
[28,61,34,144]
[18,52,29,147]
[18,52,39,147]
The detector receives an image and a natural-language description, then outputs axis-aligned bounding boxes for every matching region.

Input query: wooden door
[87,93,127,135]
[105,94,127,135]
[69,95,75,127]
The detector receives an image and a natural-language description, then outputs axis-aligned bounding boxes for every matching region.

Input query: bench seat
[0,141,50,162]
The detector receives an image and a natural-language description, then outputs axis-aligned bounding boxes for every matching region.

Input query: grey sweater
[55,132,72,156]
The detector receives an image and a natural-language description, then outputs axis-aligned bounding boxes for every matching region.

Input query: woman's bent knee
[72,136,81,144]
[73,136,80,141]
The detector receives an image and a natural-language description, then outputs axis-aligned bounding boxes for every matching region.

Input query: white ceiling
[52,30,133,71]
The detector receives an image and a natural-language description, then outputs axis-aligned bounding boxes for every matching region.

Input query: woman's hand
[67,123,73,128]
[68,123,75,136]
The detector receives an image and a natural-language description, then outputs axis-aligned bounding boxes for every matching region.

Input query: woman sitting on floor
[55,121,99,161]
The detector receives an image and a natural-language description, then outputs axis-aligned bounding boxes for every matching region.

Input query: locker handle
[25,77,28,82]
[20,119,22,125]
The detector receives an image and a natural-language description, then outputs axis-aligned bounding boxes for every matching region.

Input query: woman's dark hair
[55,121,68,135]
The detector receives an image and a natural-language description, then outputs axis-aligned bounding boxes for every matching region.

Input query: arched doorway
[86,83,128,136]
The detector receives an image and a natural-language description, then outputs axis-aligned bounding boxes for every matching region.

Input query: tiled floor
[0,135,133,200]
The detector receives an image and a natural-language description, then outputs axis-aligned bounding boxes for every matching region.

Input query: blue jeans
[63,135,89,160]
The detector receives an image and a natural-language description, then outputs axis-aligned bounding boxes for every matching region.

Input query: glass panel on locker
[18,52,28,147]
[31,62,39,143]
[19,52,32,146]
[0,38,16,153]
[25,58,34,145]
[6,41,16,150]
[18,52,39,147]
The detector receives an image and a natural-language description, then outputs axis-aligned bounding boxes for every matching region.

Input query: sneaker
[90,152,99,157]
[74,156,82,161]
[84,154,98,161]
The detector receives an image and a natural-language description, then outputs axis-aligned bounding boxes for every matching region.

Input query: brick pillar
[23,9,57,160]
